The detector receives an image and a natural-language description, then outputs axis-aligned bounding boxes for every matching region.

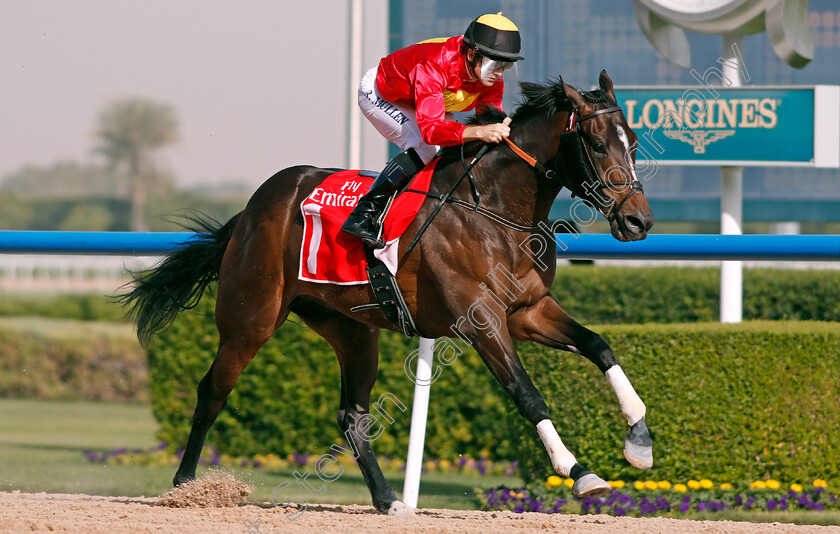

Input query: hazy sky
[0,0,388,189]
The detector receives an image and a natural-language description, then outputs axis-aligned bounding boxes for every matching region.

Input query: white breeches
[358,66,449,165]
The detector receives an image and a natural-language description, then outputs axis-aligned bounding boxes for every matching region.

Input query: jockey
[341,12,524,248]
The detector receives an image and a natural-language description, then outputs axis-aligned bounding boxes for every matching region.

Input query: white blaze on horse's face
[615,124,639,184]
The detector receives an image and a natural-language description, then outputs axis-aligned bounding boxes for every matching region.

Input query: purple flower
[697,502,707,512]
[679,502,691,513]
[211,453,220,466]
[640,501,656,515]
[614,506,627,516]
[513,504,525,513]
[656,497,670,511]
[744,496,755,510]
[767,499,777,511]
[619,494,632,504]
[733,495,743,506]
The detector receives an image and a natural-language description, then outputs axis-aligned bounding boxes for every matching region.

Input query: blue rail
[0,231,196,255]
[553,234,840,261]
[0,231,838,261]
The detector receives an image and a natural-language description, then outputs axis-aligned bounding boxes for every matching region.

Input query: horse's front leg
[508,294,653,470]
[462,318,611,497]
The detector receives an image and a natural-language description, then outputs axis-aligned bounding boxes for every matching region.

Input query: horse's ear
[562,80,586,108]
[599,69,617,104]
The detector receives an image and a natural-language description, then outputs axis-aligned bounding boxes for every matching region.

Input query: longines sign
[615,86,839,168]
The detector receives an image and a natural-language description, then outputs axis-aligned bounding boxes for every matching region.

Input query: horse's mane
[469,77,610,127]
[438,78,604,162]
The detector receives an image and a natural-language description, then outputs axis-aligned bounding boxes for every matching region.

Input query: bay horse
[122,71,655,516]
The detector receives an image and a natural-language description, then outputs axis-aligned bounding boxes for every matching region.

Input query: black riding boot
[341,148,425,248]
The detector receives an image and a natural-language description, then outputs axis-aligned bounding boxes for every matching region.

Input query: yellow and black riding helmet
[463,12,524,63]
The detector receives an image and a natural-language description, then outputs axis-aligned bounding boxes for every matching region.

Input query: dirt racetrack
[2,491,839,534]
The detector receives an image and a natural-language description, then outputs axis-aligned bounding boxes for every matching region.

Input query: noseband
[505,105,643,223]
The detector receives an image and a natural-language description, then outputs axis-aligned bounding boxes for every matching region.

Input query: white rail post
[402,337,435,508]
[720,33,743,323]
[347,0,363,170]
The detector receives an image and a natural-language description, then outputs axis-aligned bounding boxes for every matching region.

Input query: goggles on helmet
[479,57,515,82]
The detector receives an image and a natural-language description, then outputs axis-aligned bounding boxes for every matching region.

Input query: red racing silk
[375,35,504,147]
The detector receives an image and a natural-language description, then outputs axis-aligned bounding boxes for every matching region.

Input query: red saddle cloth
[299,159,438,285]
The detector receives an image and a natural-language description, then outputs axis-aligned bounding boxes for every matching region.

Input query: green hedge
[0,317,147,402]
[149,294,840,484]
[0,293,126,322]
[549,265,840,323]
[2,266,838,324]
[511,321,840,484]
[147,296,515,460]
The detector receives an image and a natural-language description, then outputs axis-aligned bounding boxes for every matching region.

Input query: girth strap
[359,247,420,337]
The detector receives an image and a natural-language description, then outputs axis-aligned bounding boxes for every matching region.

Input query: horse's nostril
[625,215,644,232]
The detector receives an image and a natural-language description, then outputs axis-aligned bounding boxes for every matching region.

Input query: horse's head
[557,71,654,241]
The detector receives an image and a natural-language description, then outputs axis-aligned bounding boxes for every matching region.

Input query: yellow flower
[657,481,672,490]
[766,479,780,490]
[674,484,688,492]
[700,479,714,489]
[564,478,574,488]
[720,483,734,490]
[547,475,562,488]
[634,481,646,490]
[750,481,767,489]
[790,483,803,492]
[687,480,701,490]
[609,480,626,489]
[814,479,828,488]
[645,480,658,490]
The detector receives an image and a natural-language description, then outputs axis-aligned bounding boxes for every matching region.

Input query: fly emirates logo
[625,97,780,154]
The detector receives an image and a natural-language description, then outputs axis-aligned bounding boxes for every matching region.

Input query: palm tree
[94,99,178,231]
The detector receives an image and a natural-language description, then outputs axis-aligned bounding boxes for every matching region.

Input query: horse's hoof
[387,500,415,517]
[172,474,194,487]
[572,473,611,498]
[624,442,653,469]
[624,416,653,469]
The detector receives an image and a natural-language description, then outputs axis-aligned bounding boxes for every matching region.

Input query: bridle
[504,104,644,223]
[403,102,646,253]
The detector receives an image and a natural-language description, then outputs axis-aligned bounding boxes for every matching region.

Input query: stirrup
[342,215,385,248]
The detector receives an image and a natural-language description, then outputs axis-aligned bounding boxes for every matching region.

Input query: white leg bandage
[536,419,577,477]
[605,365,646,426]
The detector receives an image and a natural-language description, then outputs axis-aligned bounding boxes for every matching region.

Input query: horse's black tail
[118,212,241,345]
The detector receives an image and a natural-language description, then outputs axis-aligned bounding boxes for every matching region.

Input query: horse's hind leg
[508,294,653,470]
[173,233,286,486]
[292,299,412,517]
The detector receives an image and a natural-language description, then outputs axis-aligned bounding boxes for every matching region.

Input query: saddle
[298,164,439,336]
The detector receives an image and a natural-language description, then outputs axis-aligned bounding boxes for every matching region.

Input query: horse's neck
[473,118,565,226]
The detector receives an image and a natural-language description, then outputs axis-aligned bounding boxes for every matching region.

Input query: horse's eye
[592,141,606,154]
